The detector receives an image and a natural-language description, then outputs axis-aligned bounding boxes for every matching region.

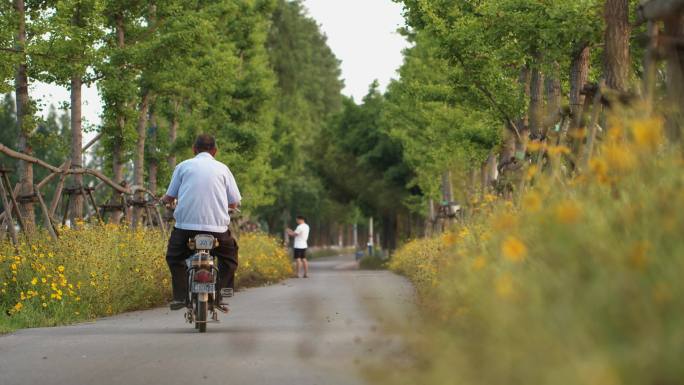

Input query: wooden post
[582,82,605,170]
[34,185,57,240]
[155,205,166,238]
[50,161,71,217]
[0,184,20,223]
[86,188,104,224]
[0,174,19,247]
[2,172,28,235]
[61,193,71,226]
[145,204,155,228]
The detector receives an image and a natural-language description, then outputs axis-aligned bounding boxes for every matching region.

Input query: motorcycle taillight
[194,269,213,283]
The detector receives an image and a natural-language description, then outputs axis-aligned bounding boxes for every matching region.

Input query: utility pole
[352,223,358,249]
[367,216,374,256]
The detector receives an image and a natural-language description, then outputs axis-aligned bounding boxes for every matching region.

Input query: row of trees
[0,0,347,237]
[313,0,670,249]
[1,0,669,250]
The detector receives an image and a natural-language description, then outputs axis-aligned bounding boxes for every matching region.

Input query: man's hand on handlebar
[228,203,240,216]
[162,195,177,209]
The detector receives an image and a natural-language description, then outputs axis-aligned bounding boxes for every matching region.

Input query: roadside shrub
[0,226,290,332]
[359,255,386,270]
[385,114,684,384]
[235,232,292,287]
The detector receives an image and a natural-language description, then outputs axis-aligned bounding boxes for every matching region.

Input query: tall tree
[258,0,344,233]
[99,0,146,223]
[315,85,417,250]
[37,0,104,221]
[603,0,631,92]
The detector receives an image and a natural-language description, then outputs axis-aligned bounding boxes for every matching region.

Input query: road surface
[0,254,415,385]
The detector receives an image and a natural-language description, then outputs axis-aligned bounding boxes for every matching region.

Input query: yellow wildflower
[569,128,587,139]
[441,232,458,246]
[31,277,38,285]
[547,145,571,156]
[603,144,636,172]
[606,126,624,141]
[632,118,663,150]
[471,256,487,271]
[527,140,544,152]
[522,191,542,212]
[493,213,518,231]
[589,158,609,184]
[501,236,527,263]
[554,200,583,224]
[525,165,539,181]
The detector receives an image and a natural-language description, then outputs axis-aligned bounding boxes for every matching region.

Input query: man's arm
[225,169,242,209]
[164,165,182,206]
[288,225,301,237]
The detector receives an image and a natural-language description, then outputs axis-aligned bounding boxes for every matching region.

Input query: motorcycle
[183,234,230,332]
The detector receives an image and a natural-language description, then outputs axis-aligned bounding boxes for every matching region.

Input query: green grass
[358,255,386,270]
[307,246,355,259]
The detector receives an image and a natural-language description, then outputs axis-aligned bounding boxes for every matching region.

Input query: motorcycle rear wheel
[197,300,208,333]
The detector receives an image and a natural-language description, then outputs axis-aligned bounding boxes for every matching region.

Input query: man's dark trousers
[166,227,239,302]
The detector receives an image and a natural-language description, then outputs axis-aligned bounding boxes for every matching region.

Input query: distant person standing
[287,216,310,278]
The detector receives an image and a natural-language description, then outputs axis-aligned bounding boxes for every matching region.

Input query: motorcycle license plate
[195,235,215,250]
[192,283,215,293]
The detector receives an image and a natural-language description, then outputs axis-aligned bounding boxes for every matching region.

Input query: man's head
[193,134,217,156]
[296,215,306,224]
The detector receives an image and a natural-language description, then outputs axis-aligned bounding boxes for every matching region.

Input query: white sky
[31,0,409,130]
[301,0,409,101]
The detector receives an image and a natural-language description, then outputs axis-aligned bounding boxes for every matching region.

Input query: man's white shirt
[293,223,310,249]
[165,152,241,233]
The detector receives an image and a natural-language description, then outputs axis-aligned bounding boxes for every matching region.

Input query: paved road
[0,255,415,385]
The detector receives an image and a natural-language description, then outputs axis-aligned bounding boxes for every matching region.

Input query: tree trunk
[14,0,35,230]
[604,0,631,92]
[132,91,151,228]
[570,43,591,128]
[545,61,562,131]
[148,107,158,195]
[529,54,545,138]
[514,67,531,155]
[381,214,397,252]
[664,15,684,141]
[168,100,179,170]
[110,14,127,224]
[69,75,84,222]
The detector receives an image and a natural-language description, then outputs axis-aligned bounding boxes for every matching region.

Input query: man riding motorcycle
[162,134,241,312]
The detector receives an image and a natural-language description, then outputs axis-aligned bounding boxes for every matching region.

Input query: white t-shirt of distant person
[293,223,310,249]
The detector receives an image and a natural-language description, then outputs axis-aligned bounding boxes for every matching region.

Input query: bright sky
[31,0,409,129]
[301,0,409,101]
